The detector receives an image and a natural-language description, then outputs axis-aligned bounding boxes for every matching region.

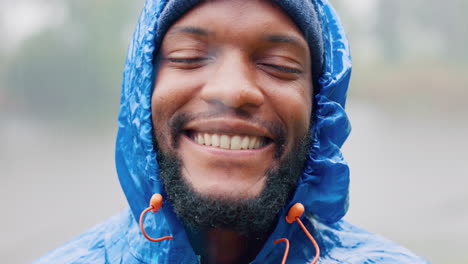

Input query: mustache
[168,110,287,159]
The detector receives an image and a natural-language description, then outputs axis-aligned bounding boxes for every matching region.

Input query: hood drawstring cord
[139,193,174,242]
[140,195,319,264]
[274,203,320,264]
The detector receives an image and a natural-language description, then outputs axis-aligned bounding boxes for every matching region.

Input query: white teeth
[231,136,242,150]
[241,136,249,149]
[211,134,220,147]
[191,132,266,150]
[204,133,211,146]
[197,134,204,145]
[248,137,257,149]
[220,135,230,149]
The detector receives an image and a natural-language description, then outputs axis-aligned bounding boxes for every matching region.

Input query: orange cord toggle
[139,193,174,242]
[274,203,320,264]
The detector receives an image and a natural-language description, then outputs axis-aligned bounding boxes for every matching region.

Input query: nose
[200,53,264,110]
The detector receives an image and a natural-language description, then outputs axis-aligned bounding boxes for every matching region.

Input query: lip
[183,118,275,140]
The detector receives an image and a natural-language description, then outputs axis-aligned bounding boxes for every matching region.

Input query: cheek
[151,74,182,148]
[152,74,186,112]
[266,83,312,139]
[151,92,171,152]
[152,66,208,110]
[151,68,208,149]
[286,96,311,138]
[152,70,196,119]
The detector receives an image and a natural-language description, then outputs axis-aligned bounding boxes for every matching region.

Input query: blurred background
[1,0,467,263]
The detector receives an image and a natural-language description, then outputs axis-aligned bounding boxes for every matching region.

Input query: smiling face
[152,0,312,201]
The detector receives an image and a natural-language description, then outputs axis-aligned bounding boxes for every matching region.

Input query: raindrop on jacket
[35,0,430,263]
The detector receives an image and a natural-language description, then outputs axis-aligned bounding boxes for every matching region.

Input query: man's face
[152,0,312,201]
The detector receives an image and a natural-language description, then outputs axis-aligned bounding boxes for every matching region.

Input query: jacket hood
[116,0,351,261]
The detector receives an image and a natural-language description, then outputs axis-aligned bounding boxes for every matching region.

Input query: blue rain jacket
[35,0,430,263]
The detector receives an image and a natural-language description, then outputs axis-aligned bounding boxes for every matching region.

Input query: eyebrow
[264,34,307,50]
[168,26,211,36]
[167,27,307,52]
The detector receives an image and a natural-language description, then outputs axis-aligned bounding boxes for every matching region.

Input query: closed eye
[259,63,303,74]
[257,63,303,80]
[168,57,209,63]
[166,57,211,69]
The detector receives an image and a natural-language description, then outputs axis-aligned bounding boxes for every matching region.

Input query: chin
[188,177,267,201]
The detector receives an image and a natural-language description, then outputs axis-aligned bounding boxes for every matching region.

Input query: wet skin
[152,0,312,202]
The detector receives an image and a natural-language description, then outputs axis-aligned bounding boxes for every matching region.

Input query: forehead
[165,0,307,46]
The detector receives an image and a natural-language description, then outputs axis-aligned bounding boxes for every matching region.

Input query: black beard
[155,134,311,235]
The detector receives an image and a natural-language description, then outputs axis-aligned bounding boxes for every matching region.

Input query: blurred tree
[414,0,468,63]
[375,0,402,62]
[375,0,468,64]
[5,0,144,125]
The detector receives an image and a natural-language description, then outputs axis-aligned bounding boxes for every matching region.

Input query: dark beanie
[154,0,324,83]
